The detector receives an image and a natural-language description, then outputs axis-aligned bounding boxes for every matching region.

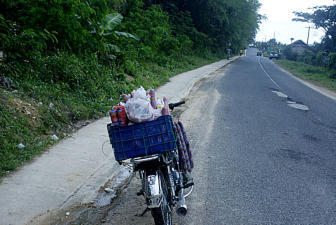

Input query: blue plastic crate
[107,115,177,161]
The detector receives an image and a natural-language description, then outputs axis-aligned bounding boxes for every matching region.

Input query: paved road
[103,49,336,224]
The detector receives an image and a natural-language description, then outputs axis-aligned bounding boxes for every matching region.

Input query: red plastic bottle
[109,107,119,125]
[117,105,128,126]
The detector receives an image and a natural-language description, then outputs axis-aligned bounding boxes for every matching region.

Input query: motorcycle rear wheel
[151,171,172,225]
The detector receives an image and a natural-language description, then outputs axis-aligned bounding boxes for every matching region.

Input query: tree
[150,0,262,55]
[293,5,336,51]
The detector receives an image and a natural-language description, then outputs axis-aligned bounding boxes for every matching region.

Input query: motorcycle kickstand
[137,207,150,217]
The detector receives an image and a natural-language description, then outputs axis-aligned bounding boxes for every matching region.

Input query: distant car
[257,51,262,56]
[269,51,279,59]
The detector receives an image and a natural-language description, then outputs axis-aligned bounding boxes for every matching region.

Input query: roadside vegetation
[275,60,336,91]
[0,0,261,177]
[0,55,216,176]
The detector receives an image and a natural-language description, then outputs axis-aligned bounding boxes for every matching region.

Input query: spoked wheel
[151,171,172,225]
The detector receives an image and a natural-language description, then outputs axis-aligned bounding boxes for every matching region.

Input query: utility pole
[306,26,311,45]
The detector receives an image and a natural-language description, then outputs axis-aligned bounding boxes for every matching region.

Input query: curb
[156,56,240,103]
[179,56,239,102]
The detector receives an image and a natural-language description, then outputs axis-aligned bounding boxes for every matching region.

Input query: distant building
[291,40,311,54]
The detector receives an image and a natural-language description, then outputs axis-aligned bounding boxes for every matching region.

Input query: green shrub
[328,53,336,78]
[123,59,139,76]
[1,27,45,62]
[283,46,298,61]
[316,51,329,66]
[329,53,336,78]
[117,0,195,63]
[303,50,314,65]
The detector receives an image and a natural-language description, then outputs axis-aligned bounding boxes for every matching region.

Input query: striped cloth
[173,121,194,173]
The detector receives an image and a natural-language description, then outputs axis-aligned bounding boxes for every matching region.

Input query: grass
[0,53,219,177]
[275,60,336,92]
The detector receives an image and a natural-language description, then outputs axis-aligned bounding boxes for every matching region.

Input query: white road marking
[260,58,310,111]
[287,103,309,111]
[258,57,281,89]
[272,91,288,98]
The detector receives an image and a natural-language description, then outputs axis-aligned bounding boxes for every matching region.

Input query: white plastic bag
[125,98,154,123]
[132,86,148,100]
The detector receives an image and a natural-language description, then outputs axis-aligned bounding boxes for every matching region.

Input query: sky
[256,0,335,44]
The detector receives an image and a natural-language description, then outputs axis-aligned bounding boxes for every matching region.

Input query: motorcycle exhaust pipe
[176,189,187,216]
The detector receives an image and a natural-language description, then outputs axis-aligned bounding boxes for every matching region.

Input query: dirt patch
[8,97,40,127]
[125,74,135,82]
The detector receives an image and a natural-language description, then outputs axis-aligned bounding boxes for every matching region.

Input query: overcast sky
[256,0,335,44]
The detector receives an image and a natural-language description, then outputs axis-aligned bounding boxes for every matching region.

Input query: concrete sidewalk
[0,56,238,225]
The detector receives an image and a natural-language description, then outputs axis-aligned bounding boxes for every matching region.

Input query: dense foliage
[0,0,262,88]
[0,0,261,61]
[152,0,262,54]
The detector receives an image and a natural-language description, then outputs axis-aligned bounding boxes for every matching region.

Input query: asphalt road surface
[103,49,336,225]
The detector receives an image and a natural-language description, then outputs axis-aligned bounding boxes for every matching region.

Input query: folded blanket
[173,121,193,173]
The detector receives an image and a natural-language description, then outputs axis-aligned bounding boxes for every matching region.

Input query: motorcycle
[107,101,193,225]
